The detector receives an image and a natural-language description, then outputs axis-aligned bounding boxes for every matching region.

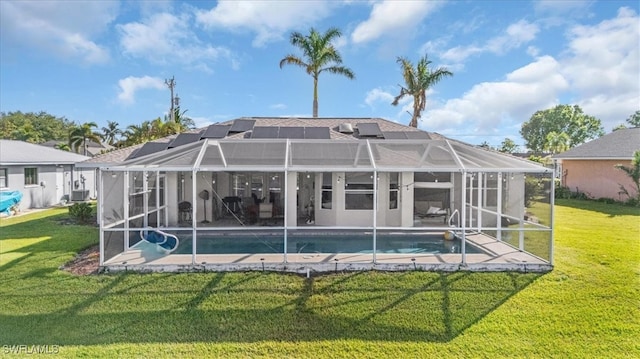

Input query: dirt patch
[61,244,100,275]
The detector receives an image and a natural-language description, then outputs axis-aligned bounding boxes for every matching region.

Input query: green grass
[1,200,638,358]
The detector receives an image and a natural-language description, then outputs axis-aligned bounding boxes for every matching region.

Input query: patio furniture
[178,201,192,225]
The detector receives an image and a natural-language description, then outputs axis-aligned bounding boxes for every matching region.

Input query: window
[0,168,7,188]
[24,168,38,186]
[321,172,332,209]
[389,173,399,209]
[345,172,374,210]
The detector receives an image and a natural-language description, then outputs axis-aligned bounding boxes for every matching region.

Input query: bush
[68,203,93,224]
[554,186,590,200]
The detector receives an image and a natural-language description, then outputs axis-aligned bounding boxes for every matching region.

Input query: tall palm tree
[392,54,453,128]
[69,122,101,155]
[101,121,121,146]
[279,27,355,117]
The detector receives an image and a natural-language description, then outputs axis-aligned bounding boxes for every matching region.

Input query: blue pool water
[170,233,480,255]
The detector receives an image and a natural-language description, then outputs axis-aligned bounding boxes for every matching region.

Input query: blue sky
[1,0,638,149]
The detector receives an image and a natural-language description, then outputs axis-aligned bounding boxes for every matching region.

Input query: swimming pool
[170,232,480,255]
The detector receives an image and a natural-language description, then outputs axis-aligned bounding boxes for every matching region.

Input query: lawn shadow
[0,270,543,345]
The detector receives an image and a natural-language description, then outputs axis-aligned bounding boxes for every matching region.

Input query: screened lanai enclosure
[99,137,554,273]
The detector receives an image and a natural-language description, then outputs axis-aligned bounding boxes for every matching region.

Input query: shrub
[68,203,93,224]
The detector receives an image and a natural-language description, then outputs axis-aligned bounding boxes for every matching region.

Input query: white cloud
[117,76,165,105]
[191,116,215,129]
[270,103,287,110]
[118,12,234,71]
[422,56,568,135]
[364,88,394,108]
[0,0,115,64]
[560,7,640,128]
[440,20,539,64]
[351,1,443,44]
[196,1,336,47]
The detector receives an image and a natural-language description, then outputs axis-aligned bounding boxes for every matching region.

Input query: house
[78,117,554,273]
[0,140,97,212]
[553,127,640,200]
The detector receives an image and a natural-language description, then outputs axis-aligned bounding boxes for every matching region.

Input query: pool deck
[102,233,552,273]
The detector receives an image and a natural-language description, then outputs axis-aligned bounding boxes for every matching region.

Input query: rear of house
[80,117,555,273]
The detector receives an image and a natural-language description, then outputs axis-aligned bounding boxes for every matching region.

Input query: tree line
[0,107,194,154]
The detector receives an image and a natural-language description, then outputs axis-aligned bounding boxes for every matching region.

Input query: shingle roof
[79,117,446,167]
[554,127,640,159]
[0,140,90,164]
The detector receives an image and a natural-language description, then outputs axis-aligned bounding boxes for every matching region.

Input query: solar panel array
[202,125,231,139]
[357,123,383,137]
[228,119,256,133]
[168,132,203,148]
[126,142,169,160]
[250,126,330,139]
[125,121,431,161]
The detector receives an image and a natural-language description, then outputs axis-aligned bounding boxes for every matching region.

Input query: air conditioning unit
[71,190,89,201]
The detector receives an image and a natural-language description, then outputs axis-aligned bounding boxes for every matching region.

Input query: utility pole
[165,76,176,123]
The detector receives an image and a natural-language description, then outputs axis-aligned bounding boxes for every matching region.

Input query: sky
[1,0,638,150]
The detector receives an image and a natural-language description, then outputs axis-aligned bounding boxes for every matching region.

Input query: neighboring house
[79,117,554,273]
[553,127,640,200]
[41,139,114,157]
[0,140,97,211]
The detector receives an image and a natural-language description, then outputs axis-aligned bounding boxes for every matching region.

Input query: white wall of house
[1,164,96,211]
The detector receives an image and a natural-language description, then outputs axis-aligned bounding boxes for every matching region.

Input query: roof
[554,127,640,160]
[77,117,546,172]
[0,140,90,165]
[79,117,444,167]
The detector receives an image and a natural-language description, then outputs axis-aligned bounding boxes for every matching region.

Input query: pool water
[171,233,480,255]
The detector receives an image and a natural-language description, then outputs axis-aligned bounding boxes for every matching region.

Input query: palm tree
[392,54,453,128]
[123,121,153,146]
[279,27,355,117]
[101,121,121,146]
[69,122,101,155]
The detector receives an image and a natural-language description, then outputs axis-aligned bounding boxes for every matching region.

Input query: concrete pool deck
[102,232,551,273]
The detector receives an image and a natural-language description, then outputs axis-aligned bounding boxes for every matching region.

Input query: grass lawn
[0,200,638,358]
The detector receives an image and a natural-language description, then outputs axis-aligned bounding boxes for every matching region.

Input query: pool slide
[139,228,179,254]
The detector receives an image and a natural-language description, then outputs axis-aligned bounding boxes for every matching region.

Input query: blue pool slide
[139,228,179,253]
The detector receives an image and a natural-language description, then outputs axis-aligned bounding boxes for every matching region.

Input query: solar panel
[168,133,202,148]
[304,127,331,139]
[126,142,169,160]
[405,131,431,139]
[229,119,256,133]
[357,123,383,137]
[278,127,305,139]
[382,131,408,139]
[202,125,230,139]
[251,126,280,138]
